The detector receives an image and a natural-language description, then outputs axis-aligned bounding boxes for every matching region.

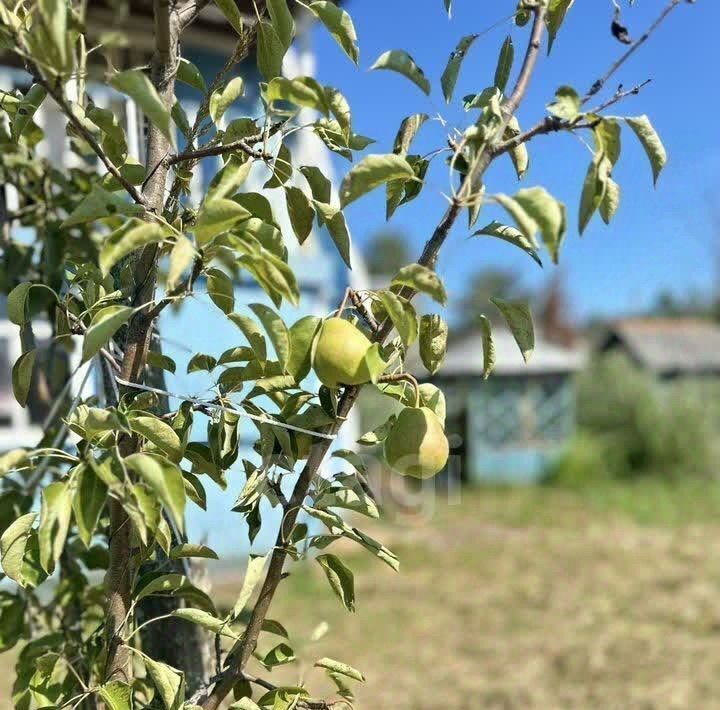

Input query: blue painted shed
[429,328,585,484]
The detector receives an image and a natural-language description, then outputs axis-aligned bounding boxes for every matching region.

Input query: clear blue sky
[307,1,719,322]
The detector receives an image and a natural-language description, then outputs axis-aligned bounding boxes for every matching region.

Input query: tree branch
[491,77,652,159]
[178,0,212,30]
[17,61,147,206]
[198,8,552,709]
[502,2,548,119]
[167,136,271,165]
[582,0,685,104]
[104,0,183,690]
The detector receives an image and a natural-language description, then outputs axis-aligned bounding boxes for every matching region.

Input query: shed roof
[598,318,720,375]
[420,327,585,378]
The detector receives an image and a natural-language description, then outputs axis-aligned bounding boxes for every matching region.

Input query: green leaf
[505,116,529,181]
[206,267,235,314]
[578,154,612,234]
[237,250,300,307]
[125,453,186,531]
[490,297,534,362]
[229,699,262,710]
[376,290,417,346]
[339,154,415,208]
[177,57,206,92]
[357,415,396,446]
[308,1,359,64]
[260,642,296,669]
[228,313,267,362]
[390,263,447,305]
[0,449,29,477]
[147,351,176,374]
[82,305,133,362]
[595,118,622,166]
[287,316,322,383]
[284,186,315,244]
[98,681,133,710]
[444,0,452,17]
[209,77,244,124]
[300,166,331,204]
[7,282,58,325]
[419,314,448,375]
[392,113,428,155]
[215,0,244,33]
[316,553,355,612]
[12,350,35,407]
[100,221,168,276]
[194,198,251,246]
[474,221,541,266]
[110,69,175,148]
[128,414,184,463]
[267,0,295,51]
[419,382,446,426]
[314,657,364,682]
[0,513,37,587]
[546,0,575,52]
[38,0,69,71]
[313,201,352,268]
[10,83,46,140]
[249,303,291,371]
[264,142,293,188]
[171,609,237,637]
[72,463,108,547]
[494,36,514,93]
[625,115,667,185]
[326,87,352,140]
[0,592,24,652]
[208,155,253,200]
[494,193,537,242]
[264,76,329,114]
[135,573,215,613]
[37,481,72,574]
[187,353,218,373]
[386,154,427,218]
[600,176,621,224]
[62,185,145,227]
[478,314,495,379]
[231,553,269,619]
[547,85,581,121]
[370,50,430,95]
[257,20,284,80]
[440,34,478,103]
[144,657,184,710]
[513,187,567,264]
[169,544,218,560]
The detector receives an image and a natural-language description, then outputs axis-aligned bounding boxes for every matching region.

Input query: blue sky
[307,1,719,322]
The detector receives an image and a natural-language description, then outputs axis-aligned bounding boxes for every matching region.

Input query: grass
[5,480,720,708]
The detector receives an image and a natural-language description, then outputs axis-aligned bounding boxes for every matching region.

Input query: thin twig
[349,290,380,333]
[491,77,652,158]
[378,372,421,408]
[582,0,684,104]
[168,135,271,164]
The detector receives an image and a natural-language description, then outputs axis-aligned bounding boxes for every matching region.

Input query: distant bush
[548,353,718,484]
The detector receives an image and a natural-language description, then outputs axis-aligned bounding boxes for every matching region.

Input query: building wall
[441,373,575,484]
[0,29,365,552]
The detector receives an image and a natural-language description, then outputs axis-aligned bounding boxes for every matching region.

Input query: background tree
[0,1,697,709]
[364,228,412,277]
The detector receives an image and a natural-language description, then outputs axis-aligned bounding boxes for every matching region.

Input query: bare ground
[5,485,720,709]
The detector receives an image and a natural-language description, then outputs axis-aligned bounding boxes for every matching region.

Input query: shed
[426,328,585,484]
[597,318,720,378]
